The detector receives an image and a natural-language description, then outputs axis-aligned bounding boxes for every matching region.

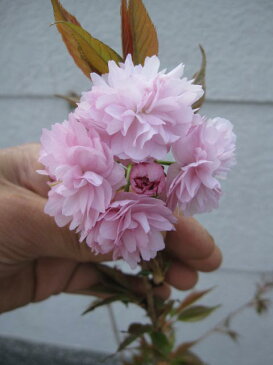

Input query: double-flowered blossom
[74,54,203,161]
[39,115,125,240]
[166,115,236,215]
[86,192,176,269]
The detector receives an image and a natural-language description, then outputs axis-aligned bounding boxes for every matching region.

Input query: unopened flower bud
[130,162,166,196]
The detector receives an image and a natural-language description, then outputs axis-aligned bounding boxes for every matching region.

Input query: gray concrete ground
[0,336,119,365]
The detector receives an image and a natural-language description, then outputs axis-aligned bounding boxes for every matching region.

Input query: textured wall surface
[0,1,273,364]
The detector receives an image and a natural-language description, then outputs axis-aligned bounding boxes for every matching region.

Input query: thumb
[0,188,110,263]
[0,143,49,198]
[0,144,110,263]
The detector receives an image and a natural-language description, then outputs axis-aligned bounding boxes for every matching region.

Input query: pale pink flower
[130,162,166,196]
[166,115,236,215]
[74,54,203,161]
[86,192,176,268]
[39,115,126,240]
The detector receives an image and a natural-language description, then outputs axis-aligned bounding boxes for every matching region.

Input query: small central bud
[130,162,166,197]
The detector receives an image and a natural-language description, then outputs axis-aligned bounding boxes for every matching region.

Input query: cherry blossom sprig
[39,53,235,269]
[39,1,237,363]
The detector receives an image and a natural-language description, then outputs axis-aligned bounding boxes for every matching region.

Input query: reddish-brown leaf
[128,0,158,65]
[82,295,122,315]
[55,92,80,108]
[121,0,134,59]
[51,0,122,77]
[51,0,93,77]
[192,45,206,110]
[174,287,214,316]
[178,305,221,322]
[173,341,197,356]
[179,350,205,365]
[54,21,123,76]
[51,0,80,25]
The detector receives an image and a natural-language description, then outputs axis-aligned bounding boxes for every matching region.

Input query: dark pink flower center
[134,176,159,193]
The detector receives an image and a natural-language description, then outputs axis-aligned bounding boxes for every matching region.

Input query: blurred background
[0,0,273,364]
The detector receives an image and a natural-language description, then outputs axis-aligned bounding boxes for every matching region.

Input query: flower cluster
[39,55,236,268]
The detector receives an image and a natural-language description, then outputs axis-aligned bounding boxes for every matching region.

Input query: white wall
[0,1,273,364]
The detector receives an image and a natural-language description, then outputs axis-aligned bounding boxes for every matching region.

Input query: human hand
[0,144,221,313]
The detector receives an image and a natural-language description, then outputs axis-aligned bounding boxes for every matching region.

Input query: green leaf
[88,264,147,309]
[157,300,175,322]
[178,305,220,322]
[138,269,152,277]
[128,323,152,335]
[85,283,124,296]
[117,334,139,352]
[192,45,206,111]
[117,324,152,352]
[173,350,205,365]
[93,265,132,294]
[95,264,132,290]
[82,295,124,315]
[150,331,172,356]
[128,0,158,65]
[53,21,123,76]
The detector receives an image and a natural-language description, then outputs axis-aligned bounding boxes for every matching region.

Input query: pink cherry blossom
[39,114,126,240]
[74,54,204,162]
[86,192,176,268]
[166,115,236,215]
[130,162,166,196]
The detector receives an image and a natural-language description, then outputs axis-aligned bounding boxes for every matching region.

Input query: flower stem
[107,304,125,363]
[124,164,132,192]
[156,160,174,166]
[143,277,157,329]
